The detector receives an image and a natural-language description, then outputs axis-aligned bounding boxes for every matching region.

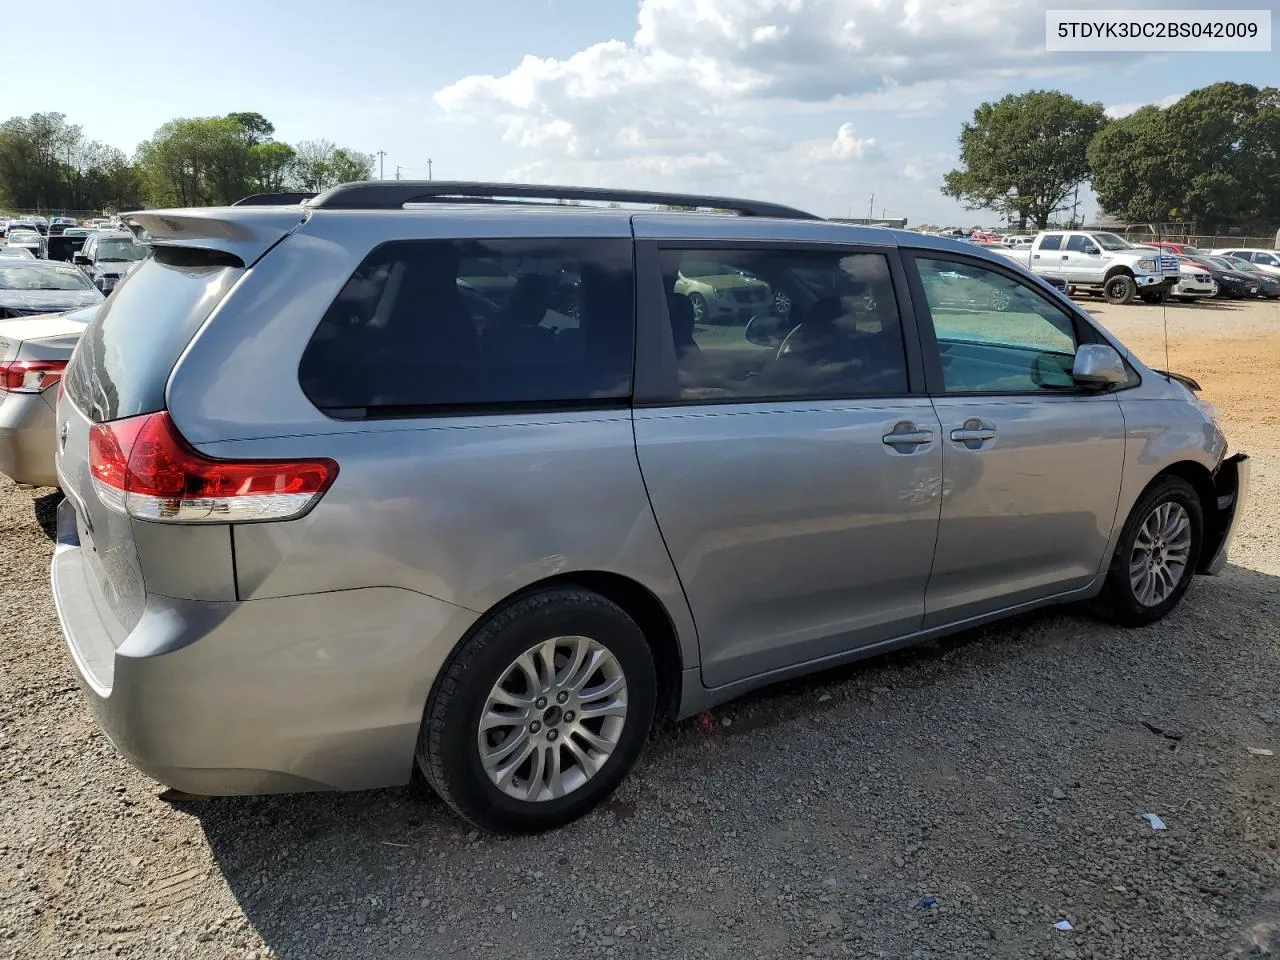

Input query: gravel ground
[2,297,1278,960]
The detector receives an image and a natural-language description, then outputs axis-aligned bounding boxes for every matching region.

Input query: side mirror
[1072,343,1127,389]
[73,253,90,266]
[1082,244,1099,255]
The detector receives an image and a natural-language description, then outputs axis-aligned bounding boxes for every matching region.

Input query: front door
[909,254,1127,626]
[1061,234,1109,284]
[633,240,942,687]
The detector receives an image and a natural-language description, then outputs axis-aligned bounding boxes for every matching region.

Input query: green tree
[249,141,297,193]
[327,147,375,185]
[1086,106,1177,224]
[1088,83,1280,231]
[292,138,335,192]
[942,90,1107,229]
[292,140,375,190]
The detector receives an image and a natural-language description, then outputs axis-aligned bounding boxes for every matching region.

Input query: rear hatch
[56,207,301,637]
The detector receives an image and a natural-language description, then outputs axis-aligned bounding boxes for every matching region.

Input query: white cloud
[433,0,1192,215]
[806,122,879,163]
[1104,92,1185,119]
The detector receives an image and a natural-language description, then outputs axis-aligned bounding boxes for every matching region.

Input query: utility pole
[395,165,401,181]
[427,158,433,181]
[867,193,875,221]
[375,150,386,180]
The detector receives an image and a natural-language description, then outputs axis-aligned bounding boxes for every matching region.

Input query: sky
[3,0,1278,226]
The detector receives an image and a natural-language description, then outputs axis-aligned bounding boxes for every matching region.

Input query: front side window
[299,238,634,415]
[659,247,908,401]
[1064,235,1092,252]
[916,257,1079,394]
[1255,252,1280,267]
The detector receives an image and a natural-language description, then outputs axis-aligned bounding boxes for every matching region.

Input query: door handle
[950,427,996,441]
[950,419,997,449]
[1061,255,1070,260]
[882,422,934,449]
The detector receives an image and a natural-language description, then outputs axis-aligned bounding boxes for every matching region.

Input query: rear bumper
[1202,453,1250,576]
[0,390,56,487]
[50,497,478,794]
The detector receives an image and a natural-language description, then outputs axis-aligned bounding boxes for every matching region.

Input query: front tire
[1104,274,1138,305]
[687,293,707,324]
[417,588,657,834]
[1092,476,1202,627]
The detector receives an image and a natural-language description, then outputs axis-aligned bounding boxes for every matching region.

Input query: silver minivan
[51,182,1248,833]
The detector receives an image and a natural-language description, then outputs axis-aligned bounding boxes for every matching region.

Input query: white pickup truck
[994,230,1181,304]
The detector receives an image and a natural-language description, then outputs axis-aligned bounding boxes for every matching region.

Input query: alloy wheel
[477,636,629,802]
[1128,501,1192,607]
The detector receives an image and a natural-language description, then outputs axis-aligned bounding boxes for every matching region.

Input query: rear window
[299,238,634,416]
[64,253,243,423]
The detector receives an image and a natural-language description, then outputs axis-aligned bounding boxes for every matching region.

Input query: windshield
[97,239,144,262]
[1092,233,1133,251]
[0,264,95,291]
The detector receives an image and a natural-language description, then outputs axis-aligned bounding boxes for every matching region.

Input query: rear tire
[1091,476,1202,627]
[417,588,657,834]
[1104,274,1138,305]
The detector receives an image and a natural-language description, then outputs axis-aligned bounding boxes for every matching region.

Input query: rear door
[1030,233,1067,280]
[632,236,942,688]
[904,252,1126,626]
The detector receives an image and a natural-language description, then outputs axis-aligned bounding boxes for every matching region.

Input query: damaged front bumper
[1201,453,1250,576]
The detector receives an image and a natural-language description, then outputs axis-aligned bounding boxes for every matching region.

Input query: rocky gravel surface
[2,298,1278,959]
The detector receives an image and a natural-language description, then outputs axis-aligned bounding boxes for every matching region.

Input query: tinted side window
[299,239,634,415]
[658,248,908,401]
[1038,234,1063,251]
[1064,235,1090,252]
[916,257,1079,394]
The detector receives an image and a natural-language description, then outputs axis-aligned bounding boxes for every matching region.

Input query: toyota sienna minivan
[51,182,1248,833]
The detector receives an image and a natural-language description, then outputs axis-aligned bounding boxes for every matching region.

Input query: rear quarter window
[64,251,243,423]
[298,238,635,416]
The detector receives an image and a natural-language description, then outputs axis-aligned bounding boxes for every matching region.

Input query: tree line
[942,82,1280,233]
[0,111,375,213]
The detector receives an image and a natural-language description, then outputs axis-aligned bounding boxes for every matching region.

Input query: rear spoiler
[120,207,307,267]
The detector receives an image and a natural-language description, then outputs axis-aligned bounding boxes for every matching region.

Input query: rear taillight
[0,359,67,394]
[88,412,338,523]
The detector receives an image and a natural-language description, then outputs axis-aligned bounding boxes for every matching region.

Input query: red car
[1148,241,1206,257]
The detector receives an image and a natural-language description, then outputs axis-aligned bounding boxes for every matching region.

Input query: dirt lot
[1,296,1278,960]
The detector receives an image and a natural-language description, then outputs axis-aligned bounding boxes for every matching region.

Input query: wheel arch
[1104,264,1136,280]
[1131,460,1219,570]
[484,571,686,722]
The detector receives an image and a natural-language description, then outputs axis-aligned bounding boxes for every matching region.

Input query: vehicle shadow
[32,488,62,542]
[192,562,1280,960]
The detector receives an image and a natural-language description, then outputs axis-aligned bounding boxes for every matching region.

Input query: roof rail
[232,192,319,206]
[307,181,819,220]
